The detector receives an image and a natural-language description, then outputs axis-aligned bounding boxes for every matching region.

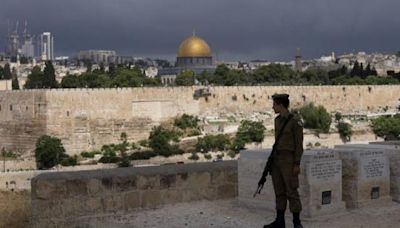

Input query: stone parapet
[31,161,238,227]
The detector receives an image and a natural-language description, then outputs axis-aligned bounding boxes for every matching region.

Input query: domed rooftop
[177,35,212,58]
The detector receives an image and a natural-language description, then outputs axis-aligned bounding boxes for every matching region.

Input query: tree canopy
[371,115,400,140]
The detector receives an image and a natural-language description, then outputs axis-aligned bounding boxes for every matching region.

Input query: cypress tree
[3,63,12,80]
[43,61,57,88]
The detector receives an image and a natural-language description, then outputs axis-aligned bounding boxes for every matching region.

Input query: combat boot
[293,212,303,228]
[263,209,285,228]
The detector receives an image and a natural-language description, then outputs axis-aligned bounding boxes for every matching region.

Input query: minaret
[295,48,302,72]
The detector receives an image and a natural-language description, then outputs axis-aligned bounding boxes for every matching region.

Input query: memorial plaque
[308,160,341,183]
[322,191,332,205]
[359,151,389,179]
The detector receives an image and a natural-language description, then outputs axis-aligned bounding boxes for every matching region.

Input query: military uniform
[271,111,303,213]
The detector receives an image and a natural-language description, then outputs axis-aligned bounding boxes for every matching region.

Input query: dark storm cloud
[1,0,400,61]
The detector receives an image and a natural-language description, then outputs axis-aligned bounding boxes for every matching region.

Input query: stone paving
[103,199,400,228]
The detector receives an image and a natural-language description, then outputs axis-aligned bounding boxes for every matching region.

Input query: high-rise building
[6,21,20,58]
[21,21,35,58]
[39,32,54,61]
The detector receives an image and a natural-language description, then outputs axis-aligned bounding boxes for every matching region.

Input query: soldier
[264,94,304,228]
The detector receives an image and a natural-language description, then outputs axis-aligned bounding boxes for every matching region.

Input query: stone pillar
[335,146,392,208]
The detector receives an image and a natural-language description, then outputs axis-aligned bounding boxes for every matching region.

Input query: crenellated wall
[31,161,238,227]
[0,85,399,155]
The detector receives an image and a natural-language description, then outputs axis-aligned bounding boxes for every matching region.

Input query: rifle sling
[266,113,294,167]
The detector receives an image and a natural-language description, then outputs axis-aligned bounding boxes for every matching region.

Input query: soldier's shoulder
[290,112,303,127]
[291,113,301,120]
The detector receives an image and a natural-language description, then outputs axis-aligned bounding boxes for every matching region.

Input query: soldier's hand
[292,164,300,176]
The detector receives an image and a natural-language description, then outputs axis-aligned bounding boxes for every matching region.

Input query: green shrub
[204,153,212,160]
[196,134,231,153]
[139,139,149,147]
[35,135,69,169]
[118,153,131,167]
[130,151,158,160]
[217,153,224,159]
[335,112,342,122]
[187,128,202,137]
[149,126,183,157]
[1,149,17,158]
[188,152,200,160]
[99,146,119,163]
[98,155,119,163]
[131,142,138,150]
[227,151,236,158]
[337,122,353,140]
[297,103,331,133]
[174,114,200,130]
[61,155,77,166]
[371,115,400,140]
[80,150,101,158]
[231,137,246,152]
[114,141,129,153]
[236,120,266,143]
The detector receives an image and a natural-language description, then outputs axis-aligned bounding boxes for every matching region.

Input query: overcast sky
[1,0,399,61]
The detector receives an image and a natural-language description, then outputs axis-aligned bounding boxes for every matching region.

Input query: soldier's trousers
[271,158,302,213]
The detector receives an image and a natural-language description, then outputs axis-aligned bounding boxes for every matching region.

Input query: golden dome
[177,35,212,58]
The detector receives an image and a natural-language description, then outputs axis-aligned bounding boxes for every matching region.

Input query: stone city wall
[0,90,47,155]
[0,158,36,172]
[31,161,238,227]
[200,85,399,115]
[0,170,43,191]
[0,85,399,155]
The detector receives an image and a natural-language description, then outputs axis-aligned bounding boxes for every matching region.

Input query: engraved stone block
[335,145,392,208]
